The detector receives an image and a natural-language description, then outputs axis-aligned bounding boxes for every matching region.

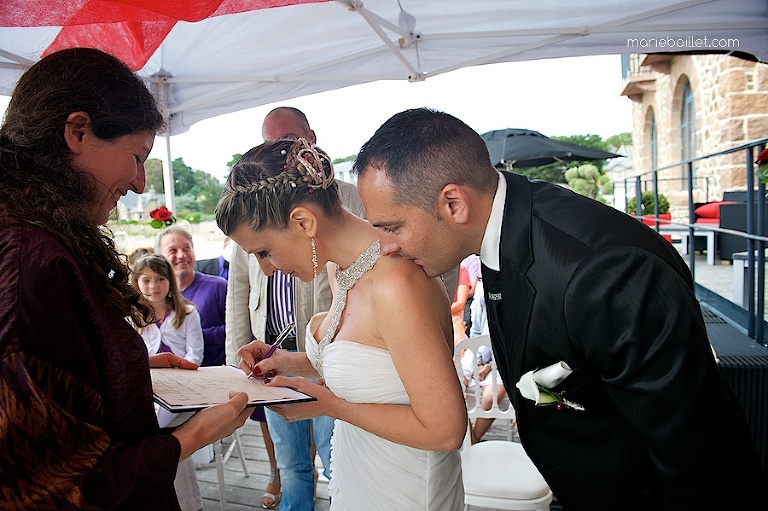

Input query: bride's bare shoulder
[371,254,443,297]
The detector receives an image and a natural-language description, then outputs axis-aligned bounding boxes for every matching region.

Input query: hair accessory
[228,138,334,194]
[289,138,335,191]
[311,236,318,278]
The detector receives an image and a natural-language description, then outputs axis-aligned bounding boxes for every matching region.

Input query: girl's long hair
[130,254,193,330]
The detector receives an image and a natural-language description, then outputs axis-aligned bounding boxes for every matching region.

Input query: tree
[227,153,242,170]
[606,132,632,150]
[145,158,165,193]
[333,154,357,164]
[515,163,568,184]
[172,158,197,196]
[564,163,613,203]
[158,157,224,215]
[517,133,624,184]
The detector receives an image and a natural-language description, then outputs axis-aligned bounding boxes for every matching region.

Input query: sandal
[262,467,282,509]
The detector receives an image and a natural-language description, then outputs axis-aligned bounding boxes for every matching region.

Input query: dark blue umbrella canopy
[482,129,621,169]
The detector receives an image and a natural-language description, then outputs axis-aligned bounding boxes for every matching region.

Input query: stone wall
[629,55,767,214]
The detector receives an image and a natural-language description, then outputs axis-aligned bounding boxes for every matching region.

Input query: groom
[352,107,766,511]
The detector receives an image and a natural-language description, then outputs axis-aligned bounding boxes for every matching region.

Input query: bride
[215,138,467,510]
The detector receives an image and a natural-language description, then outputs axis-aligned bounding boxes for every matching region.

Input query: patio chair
[454,334,552,511]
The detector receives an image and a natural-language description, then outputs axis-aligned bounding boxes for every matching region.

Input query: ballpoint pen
[248,321,295,379]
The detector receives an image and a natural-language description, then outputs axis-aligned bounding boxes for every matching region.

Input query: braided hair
[216,138,342,236]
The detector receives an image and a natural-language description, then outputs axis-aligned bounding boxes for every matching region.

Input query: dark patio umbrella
[481,129,621,168]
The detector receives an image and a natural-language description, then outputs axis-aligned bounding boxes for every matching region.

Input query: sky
[0,54,633,182]
[148,54,633,181]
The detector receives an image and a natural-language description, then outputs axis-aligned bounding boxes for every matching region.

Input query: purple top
[1,224,182,509]
[181,271,227,366]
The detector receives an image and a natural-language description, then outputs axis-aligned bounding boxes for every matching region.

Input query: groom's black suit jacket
[483,172,765,511]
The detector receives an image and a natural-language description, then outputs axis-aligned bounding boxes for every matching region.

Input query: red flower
[148,206,176,229]
[756,148,768,168]
[150,206,173,222]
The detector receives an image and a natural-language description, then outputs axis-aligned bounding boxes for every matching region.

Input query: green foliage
[145,158,164,193]
[627,191,670,214]
[175,194,203,219]
[140,157,225,216]
[564,164,612,202]
[171,158,223,214]
[333,154,357,164]
[520,133,621,183]
[186,212,202,224]
[552,134,611,172]
[516,163,568,184]
[606,132,632,149]
[227,153,243,170]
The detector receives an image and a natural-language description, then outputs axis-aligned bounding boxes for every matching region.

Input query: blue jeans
[265,407,333,511]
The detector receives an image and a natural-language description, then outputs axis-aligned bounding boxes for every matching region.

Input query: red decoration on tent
[0,0,331,70]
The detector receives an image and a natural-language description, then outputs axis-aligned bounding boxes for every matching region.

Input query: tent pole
[162,131,175,212]
[153,74,176,212]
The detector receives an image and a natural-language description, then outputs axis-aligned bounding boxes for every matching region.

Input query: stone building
[620,53,768,218]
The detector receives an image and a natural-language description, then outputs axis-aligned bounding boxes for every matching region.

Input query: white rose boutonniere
[516,361,585,412]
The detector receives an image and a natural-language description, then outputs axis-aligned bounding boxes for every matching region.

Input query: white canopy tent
[1,0,766,209]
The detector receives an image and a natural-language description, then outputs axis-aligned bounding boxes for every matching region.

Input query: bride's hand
[266,375,341,421]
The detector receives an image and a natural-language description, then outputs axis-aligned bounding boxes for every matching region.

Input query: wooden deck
[197,416,521,511]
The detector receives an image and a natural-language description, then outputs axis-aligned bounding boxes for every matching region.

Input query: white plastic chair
[454,335,553,511]
[196,427,250,511]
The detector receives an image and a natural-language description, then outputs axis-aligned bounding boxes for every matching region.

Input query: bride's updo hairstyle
[216,138,343,236]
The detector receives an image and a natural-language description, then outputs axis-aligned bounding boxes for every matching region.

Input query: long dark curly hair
[0,47,163,321]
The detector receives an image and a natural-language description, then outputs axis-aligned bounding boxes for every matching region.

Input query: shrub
[627,191,669,215]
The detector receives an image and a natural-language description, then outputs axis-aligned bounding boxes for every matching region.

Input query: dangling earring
[311,236,318,278]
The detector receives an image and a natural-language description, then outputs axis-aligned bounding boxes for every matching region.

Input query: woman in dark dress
[0,48,251,510]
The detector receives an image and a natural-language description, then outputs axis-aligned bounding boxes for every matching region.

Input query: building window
[680,80,696,189]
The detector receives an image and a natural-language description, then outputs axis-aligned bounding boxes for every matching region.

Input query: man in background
[157,225,227,367]
[195,236,232,280]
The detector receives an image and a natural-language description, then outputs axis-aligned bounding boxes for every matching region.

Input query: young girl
[130,254,204,365]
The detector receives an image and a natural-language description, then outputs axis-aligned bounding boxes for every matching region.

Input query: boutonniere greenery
[149,206,176,229]
[516,361,585,412]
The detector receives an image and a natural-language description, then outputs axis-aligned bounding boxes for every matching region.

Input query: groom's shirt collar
[479,172,506,272]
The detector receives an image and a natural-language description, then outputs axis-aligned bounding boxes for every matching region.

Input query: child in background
[130,254,204,365]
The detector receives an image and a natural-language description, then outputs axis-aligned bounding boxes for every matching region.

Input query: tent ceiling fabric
[1,0,766,137]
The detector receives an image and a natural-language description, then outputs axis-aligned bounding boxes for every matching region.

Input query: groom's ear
[439,184,470,224]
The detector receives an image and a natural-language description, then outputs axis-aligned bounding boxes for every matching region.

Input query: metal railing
[616,138,768,346]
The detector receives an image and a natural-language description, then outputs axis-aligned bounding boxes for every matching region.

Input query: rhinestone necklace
[314,240,381,379]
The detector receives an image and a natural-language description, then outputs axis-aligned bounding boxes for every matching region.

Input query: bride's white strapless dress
[306,314,464,510]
